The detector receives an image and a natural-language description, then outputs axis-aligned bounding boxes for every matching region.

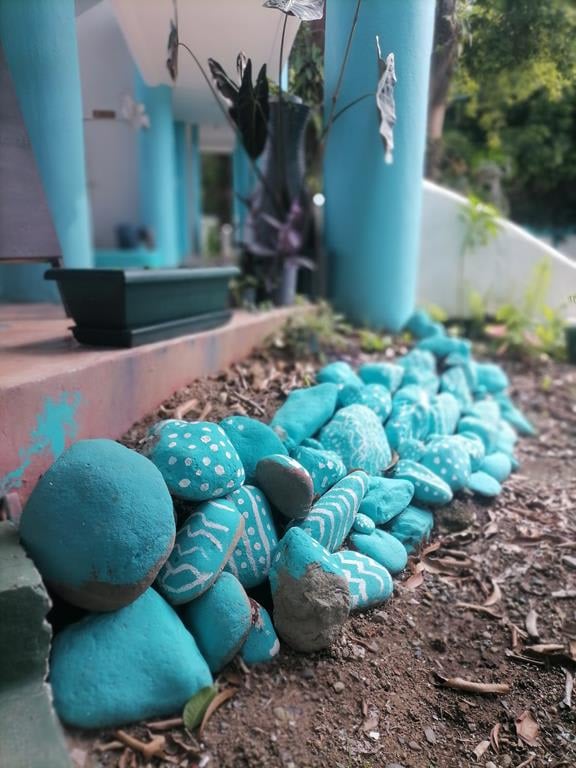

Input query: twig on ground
[435,674,510,695]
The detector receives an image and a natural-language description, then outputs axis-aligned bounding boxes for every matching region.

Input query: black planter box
[45,266,239,348]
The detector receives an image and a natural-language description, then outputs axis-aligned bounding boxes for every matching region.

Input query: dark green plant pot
[565,322,576,364]
[45,266,239,347]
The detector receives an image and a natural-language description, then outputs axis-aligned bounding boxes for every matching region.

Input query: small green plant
[358,329,388,353]
[273,300,353,359]
[426,304,448,324]
[460,193,501,255]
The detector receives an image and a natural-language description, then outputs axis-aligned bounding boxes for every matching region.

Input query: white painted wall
[77,0,139,248]
[418,181,576,320]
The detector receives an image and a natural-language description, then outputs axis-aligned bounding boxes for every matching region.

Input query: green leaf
[182,686,218,730]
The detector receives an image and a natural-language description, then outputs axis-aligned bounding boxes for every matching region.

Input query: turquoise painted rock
[301,437,325,450]
[156,499,243,605]
[475,362,509,394]
[452,432,486,471]
[468,470,502,497]
[317,360,363,387]
[385,402,430,450]
[398,348,437,375]
[393,459,453,506]
[297,471,368,552]
[291,445,347,496]
[255,454,314,519]
[320,404,392,474]
[420,437,472,492]
[465,399,501,426]
[220,416,287,482]
[479,452,512,483]
[50,588,212,728]
[145,420,245,501]
[393,384,431,409]
[269,527,350,651]
[359,361,404,392]
[385,505,434,553]
[20,439,175,612]
[224,485,278,588]
[418,334,471,360]
[337,383,392,421]
[350,528,408,575]
[358,477,414,525]
[495,395,536,436]
[397,438,425,461]
[181,572,252,673]
[440,367,473,409]
[271,383,339,446]
[429,393,461,435]
[240,601,280,665]
[457,416,499,454]
[352,513,376,534]
[331,550,393,610]
[405,309,443,339]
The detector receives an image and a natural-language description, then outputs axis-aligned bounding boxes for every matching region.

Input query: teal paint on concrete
[0,392,81,495]
[174,122,192,260]
[0,0,92,301]
[136,70,179,267]
[94,247,163,269]
[191,124,203,254]
[232,140,254,243]
[323,0,436,331]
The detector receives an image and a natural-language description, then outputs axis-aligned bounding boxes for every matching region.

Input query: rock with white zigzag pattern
[156,499,243,605]
[319,405,392,474]
[296,471,368,552]
[331,551,393,610]
[224,485,278,588]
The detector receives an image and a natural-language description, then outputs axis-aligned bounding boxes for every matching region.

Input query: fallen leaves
[435,673,510,695]
[183,685,218,730]
[525,608,539,640]
[515,709,539,746]
[455,601,503,619]
[489,722,501,752]
[483,579,503,607]
[199,687,237,739]
[115,731,166,760]
[560,669,574,710]
[472,739,490,760]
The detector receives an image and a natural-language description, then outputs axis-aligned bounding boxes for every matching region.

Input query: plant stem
[319,92,373,140]
[276,14,289,213]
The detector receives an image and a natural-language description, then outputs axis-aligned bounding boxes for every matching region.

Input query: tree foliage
[435,0,576,229]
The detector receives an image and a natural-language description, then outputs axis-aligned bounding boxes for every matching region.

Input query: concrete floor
[0,303,302,509]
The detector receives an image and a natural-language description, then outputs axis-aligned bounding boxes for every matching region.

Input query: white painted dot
[179,479,191,488]
[168,441,177,448]
[168,456,177,465]
[259,556,266,564]
[220,441,226,447]
[434,457,440,465]
[238,424,245,431]
[214,488,223,495]
[237,469,243,477]
[200,483,209,491]
[226,452,232,459]
[210,444,219,452]
[202,427,211,433]
[227,480,235,488]
[168,433,178,439]
[241,562,247,569]
[202,457,211,467]
[188,444,197,450]
[327,461,334,469]
[201,436,210,444]
[441,468,447,475]
[215,465,225,476]
[183,458,191,466]
[254,542,262,551]
[217,426,226,435]
[183,433,191,439]
[247,527,255,536]
[235,549,242,557]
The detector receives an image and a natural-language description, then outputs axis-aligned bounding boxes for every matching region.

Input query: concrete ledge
[0,305,306,505]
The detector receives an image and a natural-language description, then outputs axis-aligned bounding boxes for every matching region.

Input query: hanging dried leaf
[515,710,539,746]
[199,688,237,739]
[435,674,510,695]
[263,0,325,21]
[375,37,396,164]
[166,0,179,82]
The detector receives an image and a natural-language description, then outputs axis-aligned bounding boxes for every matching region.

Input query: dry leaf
[456,602,503,619]
[473,740,490,760]
[484,521,499,538]
[484,580,502,607]
[515,710,539,746]
[525,608,539,640]
[115,731,166,760]
[148,717,184,731]
[404,570,424,590]
[435,674,510,695]
[560,669,573,710]
[199,688,236,739]
[527,643,565,655]
[490,722,501,752]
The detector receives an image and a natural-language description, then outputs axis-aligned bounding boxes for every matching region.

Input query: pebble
[255,454,314,519]
[220,415,288,482]
[332,681,345,693]
[420,436,472,492]
[320,404,392,474]
[385,505,434,554]
[271,383,339,446]
[240,601,280,665]
[331,550,394,610]
[359,361,404,392]
[393,459,453,506]
[291,445,346,496]
[350,529,408,575]
[337,383,392,421]
[317,360,363,387]
[360,477,414,525]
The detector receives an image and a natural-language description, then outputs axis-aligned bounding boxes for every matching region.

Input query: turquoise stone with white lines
[393,459,453,506]
[337,383,392,421]
[428,392,461,435]
[359,361,404,392]
[331,550,393,610]
[350,529,408,574]
[420,437,472,492]
[319,404,392,474]
[224,485,278,589]
[385,402,430,450]
[145,419,245,501]
[290,445,346,496]
[296,471,368,552]
[156,499,243,605]
[240,602,280,665]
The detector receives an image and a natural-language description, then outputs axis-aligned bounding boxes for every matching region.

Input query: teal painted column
[190,125,203,255]
[232,140,254,244]
[0,0,92,301]
[174,122,191,260]
[323,0,436,331]
[136,70,179,268]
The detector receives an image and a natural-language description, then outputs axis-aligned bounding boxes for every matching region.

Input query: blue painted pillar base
[0,0,93,302]
[190,125,203,256]
[232,140,254,245]
[136,70,179,268]
[324,0,436,331]
[174,123,192,261]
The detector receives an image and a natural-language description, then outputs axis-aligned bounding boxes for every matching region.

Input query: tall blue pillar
[136,70,179,268]
[190,125,203,256]
[324,0,436,331]
[174,122,191,261]
[0,0,93,301]
[232,140,254,244]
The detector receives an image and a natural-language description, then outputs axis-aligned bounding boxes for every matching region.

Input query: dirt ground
[67,323,576,768]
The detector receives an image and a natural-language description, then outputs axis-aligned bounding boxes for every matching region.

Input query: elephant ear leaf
[234,61,270,160]
[208,58,239,106]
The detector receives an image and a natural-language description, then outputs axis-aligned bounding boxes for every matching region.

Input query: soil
[67,323,576,768]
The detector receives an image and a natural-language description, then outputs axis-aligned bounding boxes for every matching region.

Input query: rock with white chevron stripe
[296,471,368,552]
[156,499,243,605]
[331,550,393,610]
[224,485,278,588]
[269,527,350,652]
